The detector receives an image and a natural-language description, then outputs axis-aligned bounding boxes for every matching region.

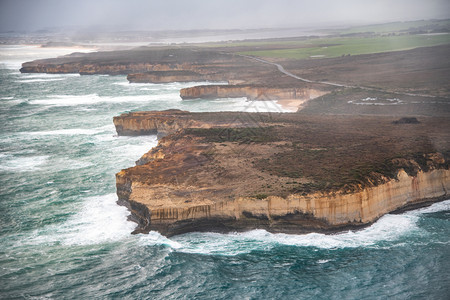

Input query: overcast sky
[0,0,449,32]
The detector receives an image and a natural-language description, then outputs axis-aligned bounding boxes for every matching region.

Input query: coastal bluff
[20,46,333,106]
[114,110,450,236]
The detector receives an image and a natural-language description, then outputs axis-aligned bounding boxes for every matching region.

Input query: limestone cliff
[113,110,194,137]
[180,85,328,101]
[115,111,450,236]
[113,110,276,138]
[118,167,449,236]
[20,61,190,75]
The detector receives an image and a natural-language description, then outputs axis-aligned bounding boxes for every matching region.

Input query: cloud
[0,0,449,32]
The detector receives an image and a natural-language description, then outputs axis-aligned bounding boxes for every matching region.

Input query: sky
[0,0,449,32]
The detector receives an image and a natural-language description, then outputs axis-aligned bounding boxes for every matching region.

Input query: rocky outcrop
[19,47,256,76]
[180,85,328,101]
[117,167,449,236]
[20,61,189,75]
[113,110,272,138]
[113,110,193,137]
[114,110,450,236]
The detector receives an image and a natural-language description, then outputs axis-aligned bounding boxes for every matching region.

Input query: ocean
[0,45,449,299]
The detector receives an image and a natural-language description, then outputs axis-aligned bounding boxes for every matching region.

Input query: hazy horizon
[1,0,449,33]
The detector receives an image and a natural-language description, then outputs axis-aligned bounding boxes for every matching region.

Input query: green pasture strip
[237,34,450,59]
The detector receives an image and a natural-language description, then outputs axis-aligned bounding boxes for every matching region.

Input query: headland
[19,22,450,236]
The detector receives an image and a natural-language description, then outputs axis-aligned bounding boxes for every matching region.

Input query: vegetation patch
[184,127,277,144]
[238,34,450,59]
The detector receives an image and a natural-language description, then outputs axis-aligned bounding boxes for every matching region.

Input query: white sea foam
[16,125,113,139]
[162,200,450,255]
[26,194,136,246]
[260,214,418,249]
[139,87,164,91]
[405,199,450,215]
[136,212,425,255]
[25,128,106,136]
[139,231,183,249]
[20,73,80,79]
[114,81,143,87]
[16,78,66,83]
[317,259,330,264]
[0,155,49,172]
[29,93,181,106]
[113,136,158,159]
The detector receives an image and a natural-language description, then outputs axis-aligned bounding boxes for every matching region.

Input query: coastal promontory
[19,34,450,237]
[114,110,450,236]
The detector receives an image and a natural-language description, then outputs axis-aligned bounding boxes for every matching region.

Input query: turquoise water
[1,45,449,299]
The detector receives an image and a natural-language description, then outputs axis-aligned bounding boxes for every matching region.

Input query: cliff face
[113,110,277,137]
[19,47,260,78]
[20,61,190,75]
[113,110,194,137]
[114,111,450,236]
[117,168,449,236]
[180,85,328,101]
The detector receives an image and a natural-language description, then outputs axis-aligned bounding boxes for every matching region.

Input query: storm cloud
[1,0,449,32]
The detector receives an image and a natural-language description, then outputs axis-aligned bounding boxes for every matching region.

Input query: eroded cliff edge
[20,46,334,106]
[114,111,450,236]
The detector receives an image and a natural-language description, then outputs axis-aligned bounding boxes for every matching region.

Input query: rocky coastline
[19,46,334,105]
[19,43,450,237]
[114,111,450,236]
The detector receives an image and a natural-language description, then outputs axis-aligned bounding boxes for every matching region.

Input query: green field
[237,34,450,59]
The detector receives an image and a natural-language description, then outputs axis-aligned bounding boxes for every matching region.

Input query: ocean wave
[135,202,450,255]
[405,199,450,215]
[0,155,49,172]
[20,73,80,79]
[112,136,158,158]
[23,127,108,136]
[113,81,178,92]
[24,194,136,246]
[113,81,143,87]
[179,214,417,254]
[15,78,67,83]
[29,93,181,106]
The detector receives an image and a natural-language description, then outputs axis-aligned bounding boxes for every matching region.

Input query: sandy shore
[277,99,306,112]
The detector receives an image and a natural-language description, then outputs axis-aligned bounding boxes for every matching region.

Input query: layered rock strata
[113,110,265,138]
[118,168,449,236]
[115,111,450,236]
[20,46,333,105]
[19,47,260,77]
[180,84,328,101]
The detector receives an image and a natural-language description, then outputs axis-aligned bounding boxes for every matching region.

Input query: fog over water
[1,0,449,32]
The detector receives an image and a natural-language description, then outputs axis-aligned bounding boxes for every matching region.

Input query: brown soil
[124,112,450,198]
[280,45,450,97]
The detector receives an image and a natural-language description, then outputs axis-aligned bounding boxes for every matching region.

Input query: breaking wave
[139,200,450,255]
